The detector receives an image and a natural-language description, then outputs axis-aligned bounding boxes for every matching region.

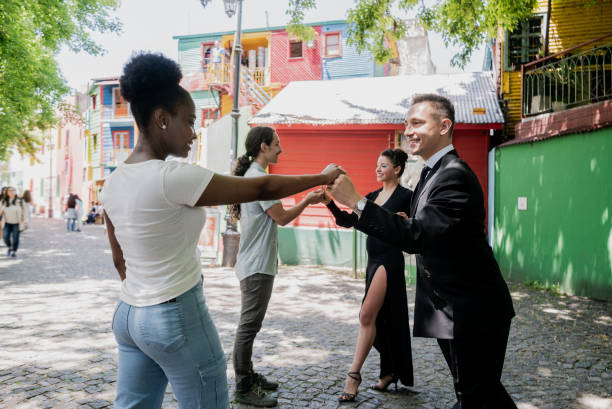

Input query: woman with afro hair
[102,52,340,409]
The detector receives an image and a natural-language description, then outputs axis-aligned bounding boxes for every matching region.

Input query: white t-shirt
[101,160,214,306]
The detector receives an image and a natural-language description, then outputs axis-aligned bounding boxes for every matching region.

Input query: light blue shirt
[234,162,282,281]
[425,144,455,169]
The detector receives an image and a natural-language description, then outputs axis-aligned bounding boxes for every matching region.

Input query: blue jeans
[112,278,230,409]
[66,218,75,231]
[3,223,19,253]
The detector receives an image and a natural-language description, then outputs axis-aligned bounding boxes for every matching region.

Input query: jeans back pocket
[137,302,187,353]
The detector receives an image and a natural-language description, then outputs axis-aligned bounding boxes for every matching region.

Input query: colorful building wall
[496,0,612,138]
[56,120,85,203]
[321,23,375,80]
[192,90,219,130]
[269,27,322,86]
[492,128,612,300]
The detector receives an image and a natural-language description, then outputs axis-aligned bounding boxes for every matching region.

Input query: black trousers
[437,321,517,409]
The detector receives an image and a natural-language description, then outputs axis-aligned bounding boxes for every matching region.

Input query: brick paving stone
[0,218,610,408]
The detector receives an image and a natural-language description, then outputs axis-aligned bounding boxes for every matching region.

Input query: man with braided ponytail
[230,126,325,407]
[102,52,342,409]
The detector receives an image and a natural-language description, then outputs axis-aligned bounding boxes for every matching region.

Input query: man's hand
[327,174,364,209]
[321,164,345,185]
[396,211,408,220]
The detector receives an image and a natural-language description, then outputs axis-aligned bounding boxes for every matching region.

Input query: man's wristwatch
[354,197,367,217]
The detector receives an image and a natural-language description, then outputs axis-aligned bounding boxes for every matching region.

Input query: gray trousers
[232,273,275,393]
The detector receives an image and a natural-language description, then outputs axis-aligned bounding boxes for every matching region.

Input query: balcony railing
[522,34,612,117]
[184,63,269,90]
[101,149,130,167]
[205,62,233,84]
[101,105,133,121]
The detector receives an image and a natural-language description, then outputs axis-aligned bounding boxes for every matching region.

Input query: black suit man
[328,94,517,409]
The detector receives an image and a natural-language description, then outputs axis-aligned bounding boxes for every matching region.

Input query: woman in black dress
[325,149,414,402]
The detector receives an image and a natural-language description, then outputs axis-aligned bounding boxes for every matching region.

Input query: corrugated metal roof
[172,20,347,40]
[250,72,504,125]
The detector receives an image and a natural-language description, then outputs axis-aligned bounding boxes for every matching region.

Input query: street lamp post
[200,0,244,266]
[48,139,55,218]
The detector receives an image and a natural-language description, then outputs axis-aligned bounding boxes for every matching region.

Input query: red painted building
[269,27,323,86]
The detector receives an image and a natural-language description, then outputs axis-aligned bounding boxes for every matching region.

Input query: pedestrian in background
[0,187,7,236]
[86,201,96,224]
[65,194,77,232]
[21,190,33,232]
[0,186,25,257]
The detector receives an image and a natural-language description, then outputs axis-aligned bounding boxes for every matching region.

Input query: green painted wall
[278,226,418,283]
[493,128,612,300]
[278,227,355,266]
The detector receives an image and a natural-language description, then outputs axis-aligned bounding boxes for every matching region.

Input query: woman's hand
[305,189,326,205]
[321,190,332,205]
[321,164,345,185]
[396,211,409,220]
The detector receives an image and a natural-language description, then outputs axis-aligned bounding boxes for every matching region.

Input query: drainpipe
[544,0,551,57]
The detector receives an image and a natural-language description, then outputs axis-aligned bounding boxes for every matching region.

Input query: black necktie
[410,165,431,214]
[416,165,431,193]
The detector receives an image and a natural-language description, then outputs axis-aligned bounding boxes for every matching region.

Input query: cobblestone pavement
[0,218,610,409]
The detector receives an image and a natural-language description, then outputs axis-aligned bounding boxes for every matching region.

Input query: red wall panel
[266,126,491,229]
[452,129,489,219]
[269,129,395,228]
[270,27,322,85]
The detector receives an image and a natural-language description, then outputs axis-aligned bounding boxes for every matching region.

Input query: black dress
[327,185,414,386]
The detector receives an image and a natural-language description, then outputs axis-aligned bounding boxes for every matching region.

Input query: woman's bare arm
[104,212,126,281]
[195,165,343,207]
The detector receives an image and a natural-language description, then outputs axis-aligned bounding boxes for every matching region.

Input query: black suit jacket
[355,150,515,339]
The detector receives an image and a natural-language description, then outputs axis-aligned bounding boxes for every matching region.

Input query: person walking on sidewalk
[0,187,7,238]
[21,190,33,232]
[102,52,343,409]
[65,194,77,232]
[0,187,25,257]
[229,126,325,407]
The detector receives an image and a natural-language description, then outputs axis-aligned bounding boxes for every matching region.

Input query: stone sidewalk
[0,218,610,409]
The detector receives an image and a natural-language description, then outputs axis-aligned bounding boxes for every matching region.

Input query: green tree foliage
[0,0,121,160]
[286,0,536,66]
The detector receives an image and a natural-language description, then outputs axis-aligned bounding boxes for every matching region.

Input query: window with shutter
[324,32,341,58]
[289,40,303,59]
[504,15,544,71]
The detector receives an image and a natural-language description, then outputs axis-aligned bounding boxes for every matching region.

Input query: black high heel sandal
[369,375,399,392]
[338,371,361,403]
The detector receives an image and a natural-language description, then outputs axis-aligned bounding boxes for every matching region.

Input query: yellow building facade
[494,0,612,138]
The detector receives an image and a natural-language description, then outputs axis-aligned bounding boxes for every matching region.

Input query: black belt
[160,298,177,304]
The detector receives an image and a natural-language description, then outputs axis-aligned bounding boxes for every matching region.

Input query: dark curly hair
[120,52,191,132]
[381,148,408,177]
[229,126,276,220]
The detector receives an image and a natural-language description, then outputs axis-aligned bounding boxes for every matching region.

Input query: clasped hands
[301,164,363,209]
[306,164,409,220]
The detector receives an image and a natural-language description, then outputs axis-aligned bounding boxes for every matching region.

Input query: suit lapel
[410,150,458,217]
